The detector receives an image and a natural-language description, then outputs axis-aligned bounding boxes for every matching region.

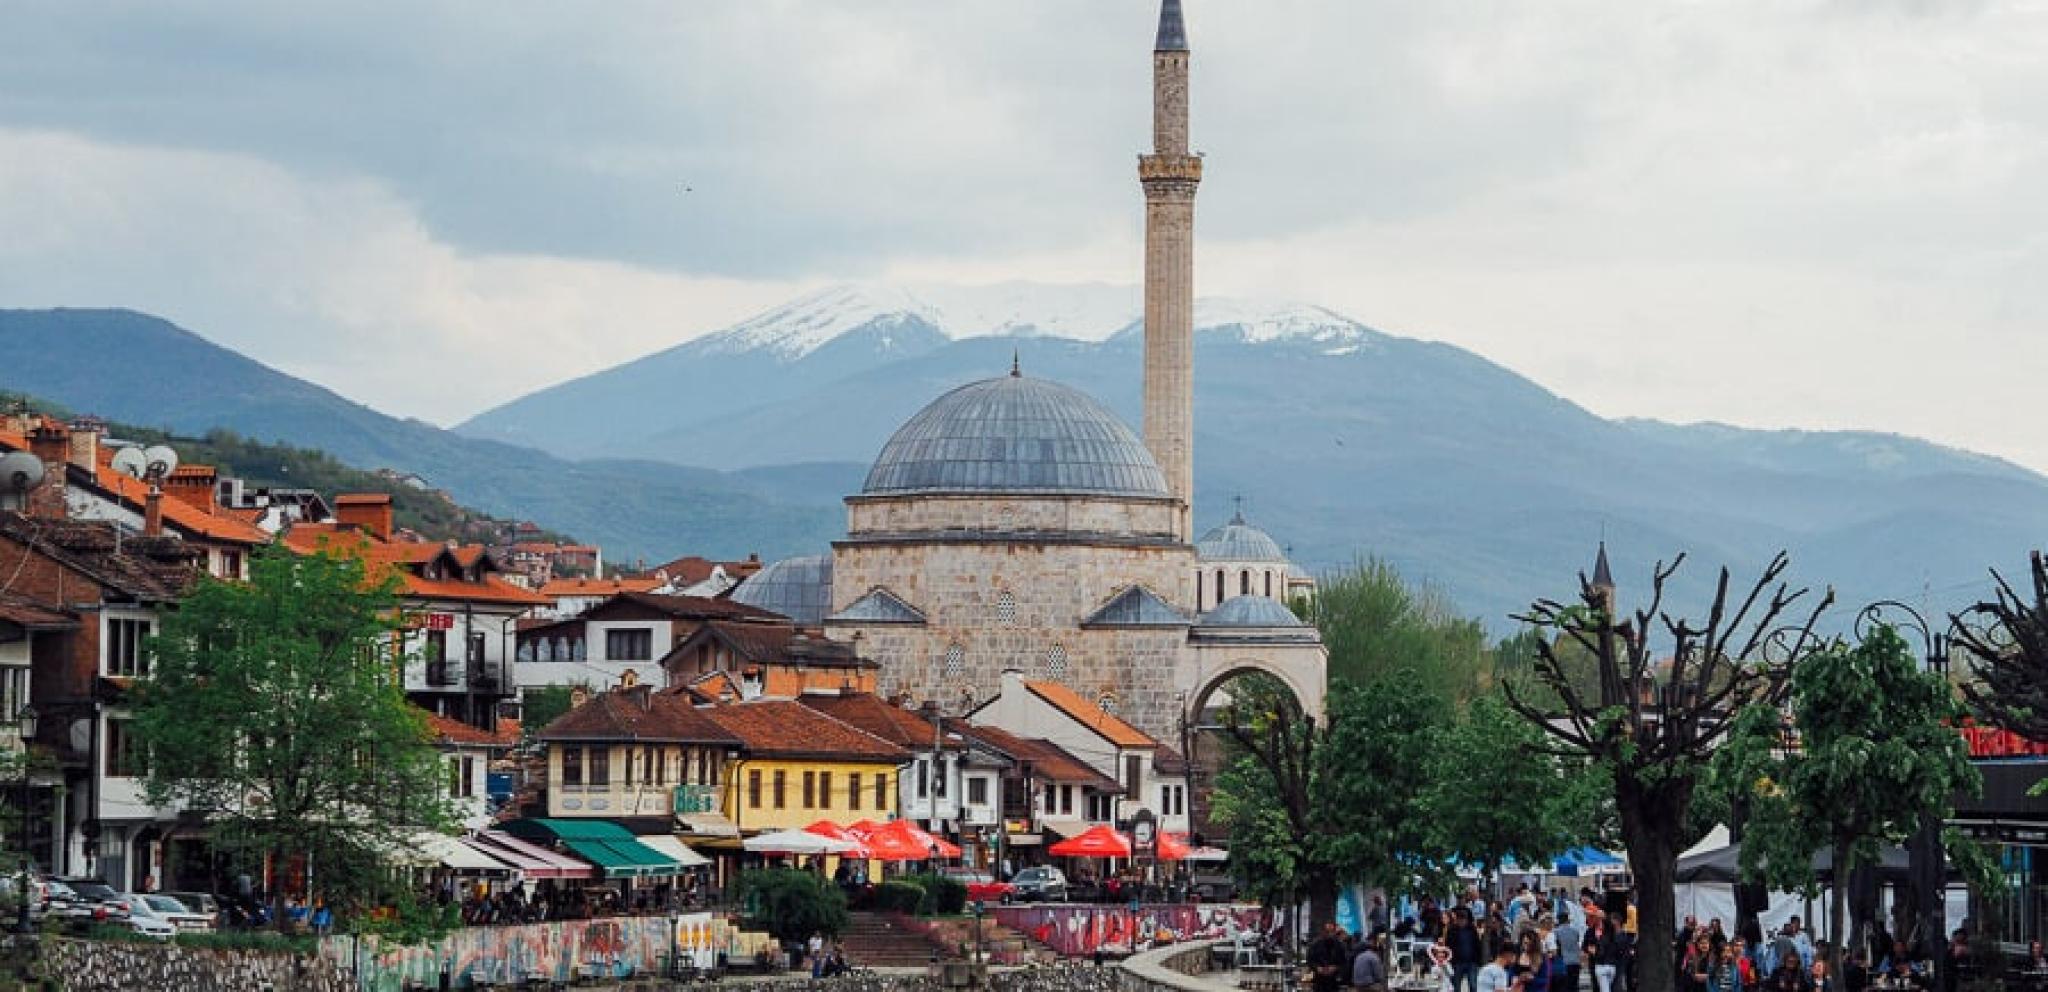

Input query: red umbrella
[1156,831,1193,861]
[1048,824,1132,858]
[850,823,931,862]
[881,819,963,859]
[802,820,871,858]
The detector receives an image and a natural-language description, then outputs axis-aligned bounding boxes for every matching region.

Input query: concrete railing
[1116,940,1229,992]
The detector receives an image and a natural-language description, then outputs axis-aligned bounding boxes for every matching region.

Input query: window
[467,632,486,665]
[1240,570,1251,595]
[748,769,763,809]
[625,746,636,786]
[819,772,833,810]
[967,777,989,806]
[773,770,787,809]
[995,591,1017,625]
[105,617,152,677]
[1042,644,1067,682]
[934,756,947,798]
[1265,572,1273,598]
[219,549,242,579]
[605,628,653,661]
[653,747,667,786]
[1161,784,1183,816]
[1125,755,1143,798]
[850,773,863,811]
[106,719,143,778]
[802,771,816,808]
[589,747,610,787]
[450,755,476,799]
[562,747,584,788]
[1214,570,1224,603]
[1060,785,1074,816]
[916,759,929,798]
[942,643,965,681]
[0,666,26,724]
[875,774,888,809]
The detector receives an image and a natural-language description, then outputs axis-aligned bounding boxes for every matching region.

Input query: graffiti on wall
[993,904,1262,958]
[324,916,698,991]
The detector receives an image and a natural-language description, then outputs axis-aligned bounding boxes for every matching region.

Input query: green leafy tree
[1309,558,1490,698]
[520,684,583,742]
[132,546,453,932]
[732,869,849,940]
[1715,626,1980,977]
[1423,695,1588,879]
[1502,552,1832,992]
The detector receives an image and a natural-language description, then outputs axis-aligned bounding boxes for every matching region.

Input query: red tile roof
[0,513,198,603]
[642,554,764,585]
[538,576,662,598]
[958,724,1118,789]
[282,525,549,607]
[797,692,956,750]
[538,686,741,744]
[699,699,909,763]
[1024,680,1157,749]
[0,596,76,630]
[417,707,519,748]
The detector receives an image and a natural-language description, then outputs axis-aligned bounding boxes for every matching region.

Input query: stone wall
[41,937,349,992]
[1116,940,1230,992]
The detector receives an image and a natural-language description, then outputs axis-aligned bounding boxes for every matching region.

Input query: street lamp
[14,703,37,935]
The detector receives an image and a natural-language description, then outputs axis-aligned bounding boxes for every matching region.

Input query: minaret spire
[1140,0,1201,541]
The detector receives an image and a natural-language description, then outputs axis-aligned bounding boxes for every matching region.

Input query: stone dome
[728,554,834,625]
[861,375,1170,498]
[1196,512,1288,562]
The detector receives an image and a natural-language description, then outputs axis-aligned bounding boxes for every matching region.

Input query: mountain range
[8,286,2042,628]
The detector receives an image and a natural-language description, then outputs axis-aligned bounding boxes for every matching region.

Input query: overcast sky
[3,1,2044,470]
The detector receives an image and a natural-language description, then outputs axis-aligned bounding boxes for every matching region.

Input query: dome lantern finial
[1011,349,1021,378]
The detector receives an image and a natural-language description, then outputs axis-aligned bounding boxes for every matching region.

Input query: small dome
[1196,512,1288,562]
[728,555,833,625]
[1198,595,1308,628]
[862,375,1169,498]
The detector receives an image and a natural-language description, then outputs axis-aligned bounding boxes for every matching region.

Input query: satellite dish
[0,451,44,493]
[110,446,149,479]
[142,445,180,480]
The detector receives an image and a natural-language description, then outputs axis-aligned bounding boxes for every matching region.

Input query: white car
[135,894,214,933]
[117,894,180,940]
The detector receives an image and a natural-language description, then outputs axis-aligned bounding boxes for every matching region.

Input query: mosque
[731,0,1326,741]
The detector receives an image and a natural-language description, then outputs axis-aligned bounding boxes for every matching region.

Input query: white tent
[1672,824,1835,934]
[741,829,860,855]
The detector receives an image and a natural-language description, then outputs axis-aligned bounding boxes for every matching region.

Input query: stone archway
[1181,655,1325,727]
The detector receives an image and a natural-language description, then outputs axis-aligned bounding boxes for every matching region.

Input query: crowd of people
[1302,883,1981,992]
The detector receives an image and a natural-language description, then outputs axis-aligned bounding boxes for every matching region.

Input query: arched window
[1240,570,1251,595]
[1265,572,1273,598]
[995,591,1017,625]
[942,643,965,681]
[1043,644,1068,682]
[1214,570,1225,603]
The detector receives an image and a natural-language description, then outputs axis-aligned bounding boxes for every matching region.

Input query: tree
[1423,694,1590,881]
[1501,552,1832,992]
[731,869,849,941]
[132,546,452,930]
[1715,626,1979,978]
[521,683,583,741]
[1210,676,1452,931]
[1309,558,1490,698]
[1955,550,2048,740]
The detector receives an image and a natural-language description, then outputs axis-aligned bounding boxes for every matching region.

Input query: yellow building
[536,684,740,826]
[698,699,909,833]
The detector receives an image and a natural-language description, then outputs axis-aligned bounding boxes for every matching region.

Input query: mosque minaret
[1140,0,1201,542]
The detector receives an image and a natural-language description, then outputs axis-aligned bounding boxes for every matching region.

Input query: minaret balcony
[1139,154,1204,183]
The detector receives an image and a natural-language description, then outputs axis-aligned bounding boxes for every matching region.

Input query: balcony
[673,784,719,815]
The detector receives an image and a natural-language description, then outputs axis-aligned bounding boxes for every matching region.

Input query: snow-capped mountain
[685,282,1380,362]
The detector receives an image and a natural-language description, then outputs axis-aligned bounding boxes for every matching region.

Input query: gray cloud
[1,1,2044,472]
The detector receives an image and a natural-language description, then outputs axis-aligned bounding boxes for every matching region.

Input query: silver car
[134,894,214,933]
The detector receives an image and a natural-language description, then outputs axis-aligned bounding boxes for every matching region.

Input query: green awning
[499,818,683,879]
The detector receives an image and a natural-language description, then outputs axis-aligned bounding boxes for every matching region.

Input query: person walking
[1352,935,1388,992]
[1552,909,1582,992]
[1449,908,1485,992]
[1585,912,1623,992]
[1308,922,1351,992]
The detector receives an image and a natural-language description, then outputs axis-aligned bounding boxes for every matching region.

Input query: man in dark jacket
[1448,908,1484,992]
[1308,923,1351,992]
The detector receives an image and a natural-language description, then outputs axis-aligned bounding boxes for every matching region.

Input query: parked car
[56,879,132,921]
[941,868,1016,905]
[162,891,221,927]
[1010,866,1068,902]
[116,896,176,941]
[133,894,214,933]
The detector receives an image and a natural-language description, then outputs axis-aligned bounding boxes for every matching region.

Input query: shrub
[731,869,849,941]
[870,881,928,915]
[909,873,968,915]
[174,930,319,954]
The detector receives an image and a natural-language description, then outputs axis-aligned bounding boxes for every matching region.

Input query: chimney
[65,419,100,472]
[334,493,394,541]
[24,422,70,520]
[163,465,219,512]
[27,421,68,466]
[144,485,164,537]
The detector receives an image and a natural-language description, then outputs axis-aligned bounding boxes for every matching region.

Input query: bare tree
[1502,551,1832,992]
[1954,550,2048,739]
